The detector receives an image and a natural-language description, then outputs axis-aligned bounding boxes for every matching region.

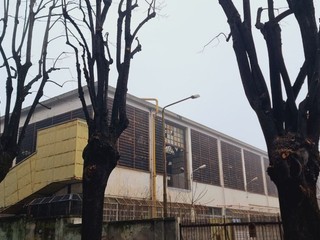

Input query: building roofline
[15,84,267,156]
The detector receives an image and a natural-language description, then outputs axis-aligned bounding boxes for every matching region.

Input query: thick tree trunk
[268,133,320,240]
[81,133,119,240]
[0,139,18,183]
[0,151,16,183]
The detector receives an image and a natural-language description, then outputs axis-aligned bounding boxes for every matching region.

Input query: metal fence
[180,220,283,240]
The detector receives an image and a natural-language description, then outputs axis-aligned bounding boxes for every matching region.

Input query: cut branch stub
[268,133,319,185]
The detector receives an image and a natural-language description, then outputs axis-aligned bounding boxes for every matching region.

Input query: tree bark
[81,133,119,240]
[0,0,59,183]
[218,0,320,239]
[0,138,18,182]
[268,133,320,240]
[63,1,155,239]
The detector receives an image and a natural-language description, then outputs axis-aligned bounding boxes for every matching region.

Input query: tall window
[243,150,264,194]
[191,130,220,186]
[221,141,244,190]
[165,122,187,189]
[118,106,149,171]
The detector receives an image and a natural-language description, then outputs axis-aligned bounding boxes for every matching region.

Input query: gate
[180,220,283,240]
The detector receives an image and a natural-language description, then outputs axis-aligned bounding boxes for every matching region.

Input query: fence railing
[180,220,283,240]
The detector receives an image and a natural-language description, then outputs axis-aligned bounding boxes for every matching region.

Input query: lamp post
[162,94,200,218]
[190,164,206,222]
[192,164,207,175]
[245,176,258,198]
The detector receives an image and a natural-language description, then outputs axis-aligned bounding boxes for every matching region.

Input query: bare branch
[116,0,126,71]
[101,0,112,25]
[103,32,114,64]
[84,0,95,36]
[131,0,156,40]
[130,37,141,58]
[199,32,231,53]
[19,0,60,145]
[243,0,251,28]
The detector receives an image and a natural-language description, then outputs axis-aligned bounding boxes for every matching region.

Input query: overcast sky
[122,0,311,151]
[125,0,320,151]
[125,0,267,150]
[2,0,319,152]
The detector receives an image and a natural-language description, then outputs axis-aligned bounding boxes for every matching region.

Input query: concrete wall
[0,217,82,240]
[0,217,179,240]
[104,218,179,240]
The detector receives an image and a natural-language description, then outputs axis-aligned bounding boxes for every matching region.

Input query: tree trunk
[268,133,320,240]
[0,152,16,183]
[81,133,119,240]
[0,138,18,183]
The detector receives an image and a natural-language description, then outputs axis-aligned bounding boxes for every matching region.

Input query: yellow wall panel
[74,163,83,179]
[32,182,47,193]
[4,172,18,196]
[35,156,54,171]
[16,161,31,179]
[53,165,75,181]
[18,184,32,201]
[0,183,4,206]
[53,152,76,167]
[5,192,18,206]
[0,120,87,209]
[34,168,53,184]
[17,172,31,189]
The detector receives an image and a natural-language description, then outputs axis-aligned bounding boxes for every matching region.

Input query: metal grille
[180,219,283,240]
[103,197,153,222]
[244,150,264,194]
[155,117,164,173]
[221,141,244,190]
[118,106,149,171]
[191,130,220,186]
[27,194,82,218]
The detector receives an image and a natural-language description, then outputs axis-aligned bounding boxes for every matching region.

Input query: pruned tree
[0,0,61,182]
[218,0,320,239]
[62,1,156,239]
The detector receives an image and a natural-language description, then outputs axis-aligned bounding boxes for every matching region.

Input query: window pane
[165,122,187,189]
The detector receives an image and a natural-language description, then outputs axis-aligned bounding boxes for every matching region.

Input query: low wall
[0,216,179,240]
[104,218,179,240]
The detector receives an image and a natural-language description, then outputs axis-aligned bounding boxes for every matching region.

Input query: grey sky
[2,0,318,152]
[124,0,310,151]
[127,1,266,149]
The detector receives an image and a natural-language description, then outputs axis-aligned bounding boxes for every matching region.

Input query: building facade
[0,86,280,222]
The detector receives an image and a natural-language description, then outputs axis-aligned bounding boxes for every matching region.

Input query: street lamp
[162,94,200,218]
[246,177,258,187]
[246,177,258,198]
[190,164,206,222]
[193,164,207,174]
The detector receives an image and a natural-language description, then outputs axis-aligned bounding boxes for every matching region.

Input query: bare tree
[0,0,61,182]
[218,0,320,239]
[62,1,156,239]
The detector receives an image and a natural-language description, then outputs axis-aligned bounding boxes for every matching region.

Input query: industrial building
[0,86,280,222]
